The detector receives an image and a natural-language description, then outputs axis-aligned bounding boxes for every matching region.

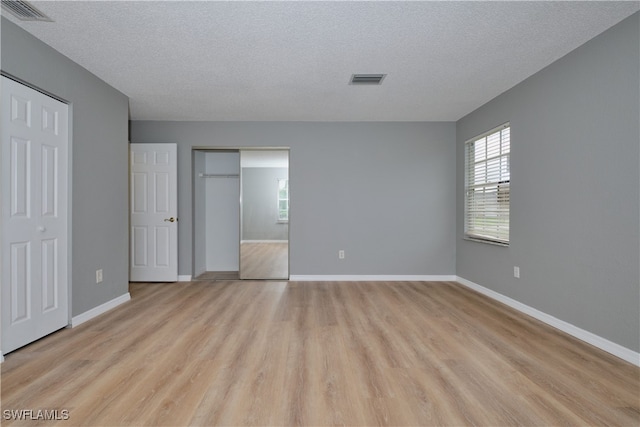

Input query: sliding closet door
[239,150,289,280]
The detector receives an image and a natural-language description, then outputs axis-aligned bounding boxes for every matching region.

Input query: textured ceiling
[3,1,638,121]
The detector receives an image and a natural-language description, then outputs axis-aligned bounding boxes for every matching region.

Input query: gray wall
[130,122,457,276]
[1,18,130,316]
[205,151,240,271]
[456,13,640,352]
[242,167,289,241]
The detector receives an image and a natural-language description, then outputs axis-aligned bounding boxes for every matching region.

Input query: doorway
[192,148,289,280]
[129,143,179,282]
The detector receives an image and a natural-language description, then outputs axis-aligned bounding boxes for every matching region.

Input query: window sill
[464,236,509,247]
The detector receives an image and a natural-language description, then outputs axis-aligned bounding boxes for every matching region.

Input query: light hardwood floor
[1,280,638,426]
[240,242,288,279]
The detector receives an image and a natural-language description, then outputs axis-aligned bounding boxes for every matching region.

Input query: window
[277,178,289,222]
[465,123,510,245]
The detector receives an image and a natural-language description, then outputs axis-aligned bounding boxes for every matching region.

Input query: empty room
[1,1,639,425]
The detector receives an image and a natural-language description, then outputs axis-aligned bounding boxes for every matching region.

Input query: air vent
[350,74,386,85]
[1,0,52,21]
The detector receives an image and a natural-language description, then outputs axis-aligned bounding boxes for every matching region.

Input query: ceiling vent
[1,0,52,21]
[350,74,386,85]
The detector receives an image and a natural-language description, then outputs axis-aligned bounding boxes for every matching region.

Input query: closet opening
[192,148,289,281]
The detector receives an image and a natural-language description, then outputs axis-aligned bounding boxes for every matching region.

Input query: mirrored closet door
[239,149,289,280]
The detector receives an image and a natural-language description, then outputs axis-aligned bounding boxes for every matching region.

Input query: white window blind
[277,178,289,222]
[465,123,510,245]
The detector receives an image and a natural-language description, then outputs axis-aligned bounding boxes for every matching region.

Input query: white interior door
[130,143,178,282]
[1,76,69,354]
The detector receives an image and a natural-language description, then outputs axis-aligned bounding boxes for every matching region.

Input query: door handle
[164,217,177,223]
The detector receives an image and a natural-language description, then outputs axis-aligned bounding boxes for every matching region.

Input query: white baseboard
[289,275,457,282]
[71,293,131,328]
[178,275,192,282]
[455,276,640,367]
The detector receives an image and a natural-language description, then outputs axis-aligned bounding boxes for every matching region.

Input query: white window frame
[277,178,289,223]
[464,123,510,246]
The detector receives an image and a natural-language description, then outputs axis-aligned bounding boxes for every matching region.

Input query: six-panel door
[129,143,178,282]
[1,76,69,354]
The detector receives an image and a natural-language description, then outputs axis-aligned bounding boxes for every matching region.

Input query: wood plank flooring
[240,242,288,279]
[2,280,638,426]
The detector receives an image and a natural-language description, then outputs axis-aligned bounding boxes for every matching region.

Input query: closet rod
[199,173,239,178]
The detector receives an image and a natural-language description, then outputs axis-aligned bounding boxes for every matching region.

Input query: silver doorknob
[37,226,46,232]
[164,217,177,223]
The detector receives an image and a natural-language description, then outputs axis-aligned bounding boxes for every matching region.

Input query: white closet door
[1,76,69,354]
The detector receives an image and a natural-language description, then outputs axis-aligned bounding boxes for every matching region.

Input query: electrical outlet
[514,266,520,278]
[338,250,345,259]
[96,269,103,283]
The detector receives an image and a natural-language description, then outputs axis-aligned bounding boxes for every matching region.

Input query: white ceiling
[3,1,638,122]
